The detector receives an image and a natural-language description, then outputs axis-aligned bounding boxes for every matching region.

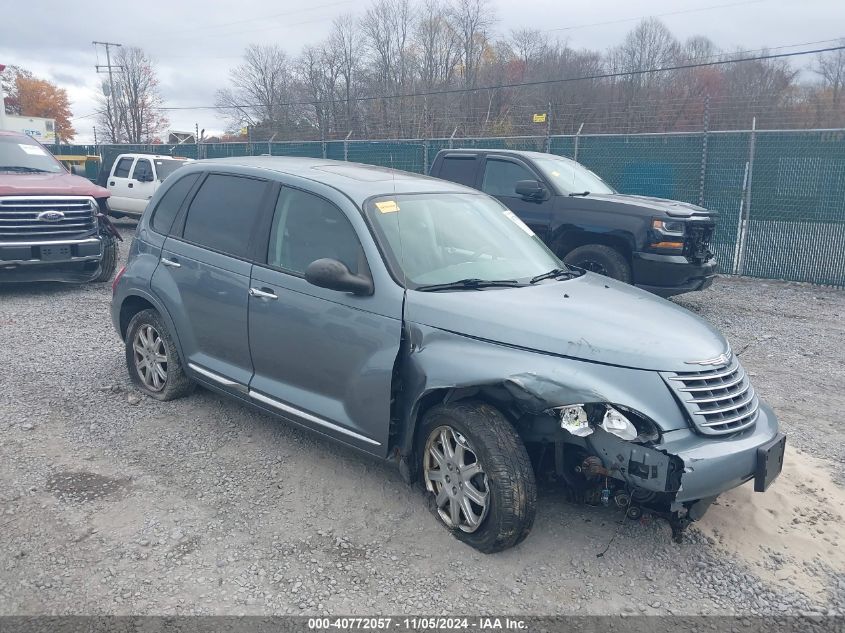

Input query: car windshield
[154,158,187,182]
[0,136,64,174]
[365,193,563,287]
[532,156,615,195]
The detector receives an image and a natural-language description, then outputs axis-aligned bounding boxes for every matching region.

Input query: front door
[480,155,553,242]
[247,185,402,455]
[127,158,158,216]
[108,156,135,214]
[151,172,272,393]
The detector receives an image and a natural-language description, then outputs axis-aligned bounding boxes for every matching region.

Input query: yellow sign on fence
[533,113,547,123]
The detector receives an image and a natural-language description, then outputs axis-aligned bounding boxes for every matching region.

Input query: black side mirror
[140,173,154,182]
[305,258,374,296]
[515,179,546,200]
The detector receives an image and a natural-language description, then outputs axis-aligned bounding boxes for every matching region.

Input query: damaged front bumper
[574,401,784,519]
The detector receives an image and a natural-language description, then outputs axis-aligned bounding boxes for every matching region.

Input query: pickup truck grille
[685,223,715,261]
[663,355,759,435]
[0,197,98,242]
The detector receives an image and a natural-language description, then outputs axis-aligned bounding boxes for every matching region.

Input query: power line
[157,44,845,112]
[545,0,766,33]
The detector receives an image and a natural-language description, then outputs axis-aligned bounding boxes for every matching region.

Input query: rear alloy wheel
[419,401,536,553]
[125,309,194,401]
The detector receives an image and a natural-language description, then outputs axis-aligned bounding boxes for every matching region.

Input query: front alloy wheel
[424,426,490,533]
[132,324,168,392]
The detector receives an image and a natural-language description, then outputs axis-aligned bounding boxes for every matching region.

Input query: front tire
[563,243,631,283]
[91,233,118,283]
[419,401,536,553]
[125,309,194,401]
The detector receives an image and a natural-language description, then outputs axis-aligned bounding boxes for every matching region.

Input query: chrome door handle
[249,287,277,300]
[160,257,181,268]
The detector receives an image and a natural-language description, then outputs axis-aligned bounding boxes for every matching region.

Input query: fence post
[268,132,276,156]
[423,139,429,174]
[321,129,327,159]
[545,102,552,154]
[733,117,757,276]
[699,94,710,207]
[448,126,457,149]
[343,130,352,162]
[573,122,584,162]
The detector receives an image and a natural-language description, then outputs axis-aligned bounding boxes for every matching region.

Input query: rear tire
[563,243,631,283]
[125,309,194,401]
[91,233,118,283]
[419,400,537,553]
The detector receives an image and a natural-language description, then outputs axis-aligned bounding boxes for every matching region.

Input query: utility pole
[93,41,123,141]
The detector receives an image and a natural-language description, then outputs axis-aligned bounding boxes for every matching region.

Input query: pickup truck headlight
[652,218,685,235]
[547,404,658,442]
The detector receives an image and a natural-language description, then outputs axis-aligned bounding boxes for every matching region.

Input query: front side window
[0,135,64,174]
[532,156,615,195]
[365,193,561,287]
[131,159,153,181]
[113,157,133,178]
[481,159,537,197]
[268,188,362,275]
[182,174,268,259]
[150,173,200,235]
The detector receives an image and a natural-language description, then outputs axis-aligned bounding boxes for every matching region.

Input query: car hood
[583,193,714,219]
[405,273,728,372]
[0,172,110,198]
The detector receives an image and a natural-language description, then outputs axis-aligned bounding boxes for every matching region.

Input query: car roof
[191,156,477,204]
[438,148,570,161]
[116,153,191,160]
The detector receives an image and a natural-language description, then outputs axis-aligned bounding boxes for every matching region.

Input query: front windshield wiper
[568,191,590,197]
[415,278,524,292]
[0,166,52,173]
[529,267,584,284]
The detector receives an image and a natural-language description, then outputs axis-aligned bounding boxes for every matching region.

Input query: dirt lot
[1,223,844,616]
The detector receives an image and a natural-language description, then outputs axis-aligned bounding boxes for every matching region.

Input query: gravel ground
[1,222,843,616]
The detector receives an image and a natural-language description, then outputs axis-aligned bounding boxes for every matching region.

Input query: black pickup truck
[429,149,717,296]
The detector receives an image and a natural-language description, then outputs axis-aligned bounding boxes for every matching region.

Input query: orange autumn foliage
[16,76,76,142]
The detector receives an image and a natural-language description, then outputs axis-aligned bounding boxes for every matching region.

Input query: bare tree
[814,39,845,109]
[96,47,167,143]
[0,65,34,115]
[450,0,496,89]
[330,14,364,134]
[215,44,296,135]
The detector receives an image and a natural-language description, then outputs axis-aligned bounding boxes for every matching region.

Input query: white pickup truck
[105,153,192,219]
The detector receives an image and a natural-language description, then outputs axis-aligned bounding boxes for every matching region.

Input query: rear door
[127,158,157,215]
[480,156,553,241]
[432,153,480,187]
[151,171,273,393]
[246,183,402,455]
[108,156,135,213]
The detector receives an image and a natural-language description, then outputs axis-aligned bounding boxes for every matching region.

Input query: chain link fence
[52,128,845,288]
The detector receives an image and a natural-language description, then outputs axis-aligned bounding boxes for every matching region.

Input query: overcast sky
[1,0,842,142]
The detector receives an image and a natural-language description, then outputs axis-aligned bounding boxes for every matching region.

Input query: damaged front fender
[394,322,690,461]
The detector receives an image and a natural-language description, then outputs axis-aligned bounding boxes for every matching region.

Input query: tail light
[112,265,126,294]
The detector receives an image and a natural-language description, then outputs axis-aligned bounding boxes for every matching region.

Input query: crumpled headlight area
[546,403,660,443]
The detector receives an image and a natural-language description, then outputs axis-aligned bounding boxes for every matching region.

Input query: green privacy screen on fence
[50,129,845,287]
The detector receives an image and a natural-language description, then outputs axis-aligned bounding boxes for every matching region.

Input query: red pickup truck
[0,130,119,283]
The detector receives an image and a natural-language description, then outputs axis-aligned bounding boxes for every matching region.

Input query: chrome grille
[0,196,98,241]
[663,355,759,435]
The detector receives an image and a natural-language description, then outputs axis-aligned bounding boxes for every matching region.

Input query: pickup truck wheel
[90,233,118,283]
[125,309,194,401]
[563,244,631,283]
[420,401,536,553]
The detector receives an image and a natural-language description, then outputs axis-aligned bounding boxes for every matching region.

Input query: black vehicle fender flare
[550,224,636,262]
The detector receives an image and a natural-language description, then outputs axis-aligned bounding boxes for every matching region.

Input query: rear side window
[150,173,200,235]
[182,174,268,259]
[437,156,478,187]
[113,157,133,178]
[482,159,536,197]
[132,159,153,181]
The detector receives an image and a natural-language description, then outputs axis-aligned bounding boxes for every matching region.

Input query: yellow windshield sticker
[503,210,535,236]
[375,200,399,213]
